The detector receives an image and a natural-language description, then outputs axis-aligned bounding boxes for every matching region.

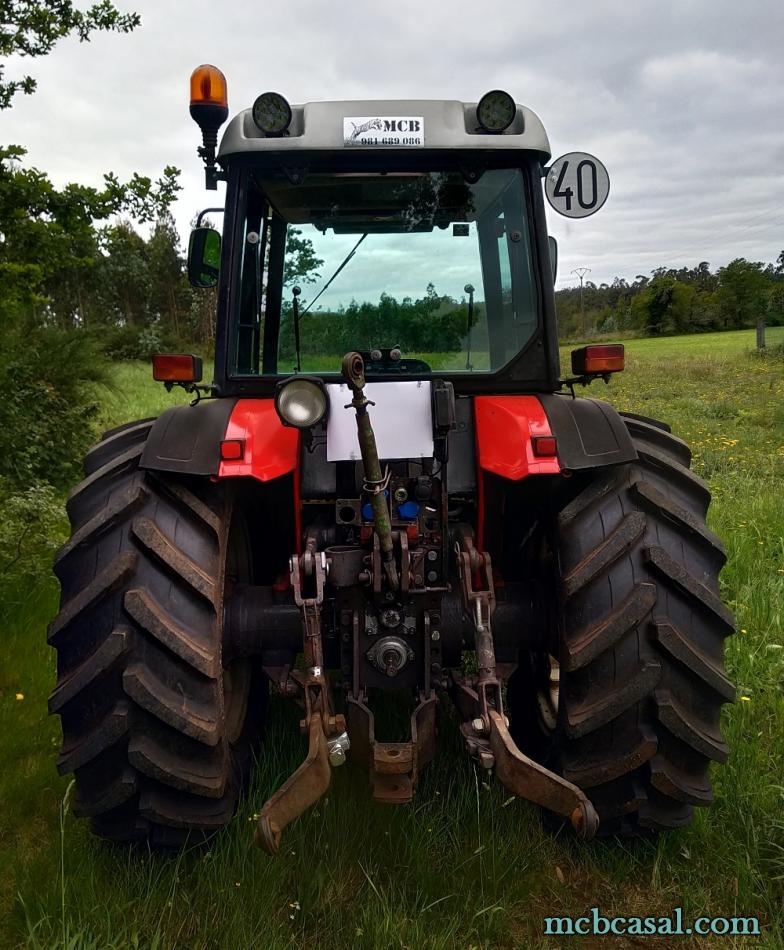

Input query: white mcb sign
[344,116,425,147]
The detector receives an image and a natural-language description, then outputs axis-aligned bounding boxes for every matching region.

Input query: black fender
[139,398,238,476]
[538,393,638,471]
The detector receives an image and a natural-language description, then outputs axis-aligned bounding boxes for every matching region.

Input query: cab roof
[217,98,551,162]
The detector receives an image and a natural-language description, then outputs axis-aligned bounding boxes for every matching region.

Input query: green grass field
[1,328,783,948]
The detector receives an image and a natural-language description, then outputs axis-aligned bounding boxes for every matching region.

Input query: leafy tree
[767,284,784,327]
[93,220,151,326]
[283,227,324,286]
[0,146,180,326]
[0,0,140,109]
[717,259,768,330]
[636,275,692,336]
[147,213,189,336]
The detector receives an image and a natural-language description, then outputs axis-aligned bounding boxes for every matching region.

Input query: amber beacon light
[190,64,229,189]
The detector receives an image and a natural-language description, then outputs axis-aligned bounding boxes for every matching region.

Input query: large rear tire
[49,419,264,846]
[509,414,735,834]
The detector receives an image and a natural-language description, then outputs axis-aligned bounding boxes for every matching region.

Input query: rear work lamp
[252,92,292,135]
[476,90,516,133]
[274,376,328,429]
[571,344,625,376]
[152,354,203,384]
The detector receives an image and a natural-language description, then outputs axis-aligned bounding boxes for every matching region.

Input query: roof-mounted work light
[190,64,229,190]
[476,89,516,133]
[252,92,292,135]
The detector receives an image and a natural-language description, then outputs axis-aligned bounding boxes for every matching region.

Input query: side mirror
[548,236,558,284]
[188,227,221,287]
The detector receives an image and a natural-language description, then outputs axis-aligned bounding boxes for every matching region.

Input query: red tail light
[571,344,625,376]
[152,354,203,383]
[220,439,244,461]
[532,436,558,458]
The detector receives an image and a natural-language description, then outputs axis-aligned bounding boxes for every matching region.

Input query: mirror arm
[196,207,224,228]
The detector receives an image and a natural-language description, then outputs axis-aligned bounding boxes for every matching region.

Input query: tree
[0,145,180,326]
[148,213,188,336]
[0,0,140,109]
[717,259,769,348]
[93,220,151,326]
[283,227,324,286]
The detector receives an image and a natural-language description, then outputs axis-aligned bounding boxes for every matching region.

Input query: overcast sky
[2,0,782,291]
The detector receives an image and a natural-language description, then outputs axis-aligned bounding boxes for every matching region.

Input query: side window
[233,193,269,375]
[496,212,514,331]
[477,174,537,366]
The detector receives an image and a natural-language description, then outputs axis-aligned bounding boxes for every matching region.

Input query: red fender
[217,399,300,482]
[473,396,561,480]
[218,398,301,551]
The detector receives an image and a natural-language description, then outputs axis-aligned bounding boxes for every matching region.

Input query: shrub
[0,327,108,490]
[99,323,163,361]
[0,478,66,610]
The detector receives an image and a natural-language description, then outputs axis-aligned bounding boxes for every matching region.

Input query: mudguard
[538,394,638,471]
[140,398,238,476]
[474,394,637,480]
[139,397,299,483]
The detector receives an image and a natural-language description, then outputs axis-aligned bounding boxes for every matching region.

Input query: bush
[0,327,108,491]
[99,323,163,361]
[0,478,66,610]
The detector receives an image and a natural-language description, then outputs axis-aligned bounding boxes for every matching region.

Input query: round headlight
[476,90,516,133]
[275,377,328,429]
[252,91,292,134]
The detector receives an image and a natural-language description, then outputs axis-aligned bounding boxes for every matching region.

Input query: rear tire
[510,414,735,834]
[49,420,264,846]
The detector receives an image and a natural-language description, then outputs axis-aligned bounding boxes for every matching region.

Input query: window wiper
[301,233,367,315]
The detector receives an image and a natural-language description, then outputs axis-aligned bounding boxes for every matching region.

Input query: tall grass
[1,330,782,948]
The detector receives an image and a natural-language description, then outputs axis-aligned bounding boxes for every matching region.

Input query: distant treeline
[554,257,784,340]
[279,285,471,360]
[3,142,781,358]
[281,257,784,357]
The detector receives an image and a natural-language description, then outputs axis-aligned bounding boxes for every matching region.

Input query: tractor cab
[187,79,561,397]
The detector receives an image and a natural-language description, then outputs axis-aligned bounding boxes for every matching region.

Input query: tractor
[49,67,735,852]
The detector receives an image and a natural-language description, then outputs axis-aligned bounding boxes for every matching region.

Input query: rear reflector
[152,354,203,383]
[220,439,244,461]
[571,344,625,376]
[532,436,558,458]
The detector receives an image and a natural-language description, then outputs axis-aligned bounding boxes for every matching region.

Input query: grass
[1,327,783,948]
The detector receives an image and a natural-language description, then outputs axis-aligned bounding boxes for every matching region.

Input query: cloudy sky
[2,0,782,292]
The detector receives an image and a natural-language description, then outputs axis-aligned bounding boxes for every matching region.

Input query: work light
[252,92,292,134]
[275,377,328,428]
[476,90,516,132]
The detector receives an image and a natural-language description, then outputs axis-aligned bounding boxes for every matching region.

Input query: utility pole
[571,267,591,338]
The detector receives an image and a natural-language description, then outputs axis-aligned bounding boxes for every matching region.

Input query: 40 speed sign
[545,152,610,218]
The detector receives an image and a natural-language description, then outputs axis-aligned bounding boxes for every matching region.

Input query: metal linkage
[347,688,436,804]
[341,351,399,591]
[453,530,599,841]
[255,541,349,854]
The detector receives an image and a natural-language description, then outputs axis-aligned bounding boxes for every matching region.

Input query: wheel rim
[535,654,560,735]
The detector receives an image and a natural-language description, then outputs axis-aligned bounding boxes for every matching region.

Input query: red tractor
[49,68,734,852]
